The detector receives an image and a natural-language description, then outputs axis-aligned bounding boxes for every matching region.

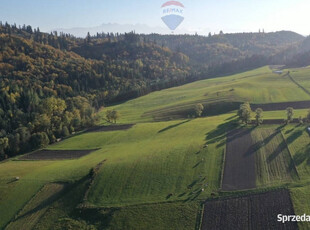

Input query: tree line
[237,102,310,125]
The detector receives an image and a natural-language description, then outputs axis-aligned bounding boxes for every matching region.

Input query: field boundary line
[207,186,290,202]
[195,202,205,230]
[4,182,67,230]
[82,186,288,210]
[219,145,227,191]
[79,159,107,207]
[280,131,300,180]
[79,199,202,209]
[3,184,46,230]
[287,73,310,97]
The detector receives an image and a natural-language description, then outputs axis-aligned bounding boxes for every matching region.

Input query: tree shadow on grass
[205,121,238,145]
[187,179,199,189]
[74,207,117,230]
[190,190,202,201]
[6,178,19,184]
[285,128,295,134]
[251,129,279,153]
[193,161,202,168]
[267,140,287,163]
[293,144,310,166]
[225,115,238,121]
[286,130,303,145]
[13,182,71,222]
[178,192,186,197]
[158,120,190,133]
[276,124,286,132]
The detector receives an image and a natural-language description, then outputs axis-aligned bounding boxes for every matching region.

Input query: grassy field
[1,66,310,229]
[290,184,310,230]
[0,115,231,229]
[253,109,309,120]
[103,66,310,124]
[251,128,299,187]
[107,202,200,230]
[290,68,310,93]
[5,183,66,230]
[282,125,310,180]
[51,117,229,206]
[33,176,201,230]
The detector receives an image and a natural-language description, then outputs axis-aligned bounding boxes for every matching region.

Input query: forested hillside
[0,22,309,160]
[0,23,195,159]
[143,31,304,65]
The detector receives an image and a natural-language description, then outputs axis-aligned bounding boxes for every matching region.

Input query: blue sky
[1,0,310,35]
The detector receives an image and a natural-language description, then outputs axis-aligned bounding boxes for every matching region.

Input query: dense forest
[0,23,194,159]
[142,31,304,65]
[1,22,310,159]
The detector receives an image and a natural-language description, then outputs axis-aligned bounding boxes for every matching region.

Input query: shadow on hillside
[6,178,19,184]
[267,140,287,163]
[193,160,203,168]
[285,128,295,134]
[251,129,280,153]
[158,120,190,133]
[205,121,238,145]
[286,130,303,145]
[276,124,286,132]
[225,115,238,121]
[12,182,70,222]
[293,144,310,166]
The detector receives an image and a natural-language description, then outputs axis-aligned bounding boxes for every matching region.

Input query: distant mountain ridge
[54,23,198,38]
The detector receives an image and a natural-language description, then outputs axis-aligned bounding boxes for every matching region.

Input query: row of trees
[238,103,310,125]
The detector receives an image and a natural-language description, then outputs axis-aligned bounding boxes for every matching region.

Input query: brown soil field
[222,128,256,191]
[19,149,98,160]
[251,101,310,111]
[201,189,298,230]
[86,124,134,132]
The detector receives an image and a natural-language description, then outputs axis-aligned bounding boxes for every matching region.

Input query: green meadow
[104,66,310,124]
[1,66,310,229]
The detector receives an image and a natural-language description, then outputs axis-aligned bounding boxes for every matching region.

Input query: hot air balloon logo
[161,1,185,31]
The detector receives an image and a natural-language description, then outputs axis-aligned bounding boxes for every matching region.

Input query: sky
[1,0,310,35]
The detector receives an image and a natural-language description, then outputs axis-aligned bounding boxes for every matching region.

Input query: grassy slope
[290,185,310,230]
[33,176,200,230]
[103,66,310,124]
[5,183,66,230]
[283,125,310,180]
[0,114,231,229]
[107,202,200,230]
[51,116,229,206]
[253,109,309,120]
[0,150,106,228]
[1,66,310,229]
[290,68,310,93]
[280,124,310,230]
[251,128,298,187]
